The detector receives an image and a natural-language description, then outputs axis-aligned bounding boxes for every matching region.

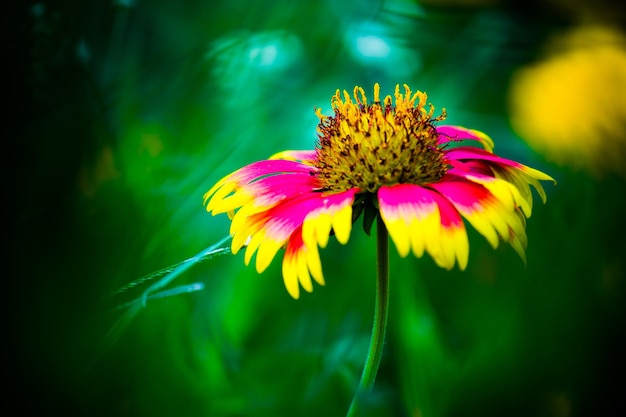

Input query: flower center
[314,84,448,193]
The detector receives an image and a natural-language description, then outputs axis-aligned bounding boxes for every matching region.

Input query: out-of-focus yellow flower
[508,25,626,177]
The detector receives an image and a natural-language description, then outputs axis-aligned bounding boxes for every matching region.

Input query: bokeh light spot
[248,44,279,66]
[356,35,390,58]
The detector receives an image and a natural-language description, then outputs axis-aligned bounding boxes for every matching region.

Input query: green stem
[346,215,390,417]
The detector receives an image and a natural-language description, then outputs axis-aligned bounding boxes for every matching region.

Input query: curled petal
[437,125,495,152]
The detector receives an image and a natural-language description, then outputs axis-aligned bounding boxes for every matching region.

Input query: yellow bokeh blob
[508,24,626,177]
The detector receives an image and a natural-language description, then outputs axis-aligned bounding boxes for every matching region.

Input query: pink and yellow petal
[429,179,496,248]
[255,234,285,273]
[378,184,469,270]
[282,228,325,299]
[239,215,294,265]
[493,164,555,208]
[209,172,313,215]
[301,188,359,249]
[229,172,318,230]
[282,236,304,299]
[204,174,248,213]
[330,197,356,244]
[508,211,529,265]
[429,193,470,270]
[445,147,525,169]
[378,184,437,258]
[204,159,314,214]
[437,125,495,152]
[430,178,527,255]
[231,189,357,298]
[233,212,284,258]
[230,199,307,267]
[270,150,318,165]
[446,146,556,198]
[446,149,555,217]
[303,212,332,249]
[453,171,532,218]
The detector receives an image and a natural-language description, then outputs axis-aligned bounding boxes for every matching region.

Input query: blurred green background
[15,0,626,416]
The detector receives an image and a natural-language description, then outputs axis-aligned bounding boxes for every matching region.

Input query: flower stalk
[347,215,390,416]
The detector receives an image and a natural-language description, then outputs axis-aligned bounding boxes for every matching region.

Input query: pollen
[314,83,448,193]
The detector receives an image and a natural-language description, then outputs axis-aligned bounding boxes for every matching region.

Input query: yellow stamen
[314,83,448,193]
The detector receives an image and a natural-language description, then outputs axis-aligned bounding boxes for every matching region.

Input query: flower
[204,83,554,299]
[508,24,626,177]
